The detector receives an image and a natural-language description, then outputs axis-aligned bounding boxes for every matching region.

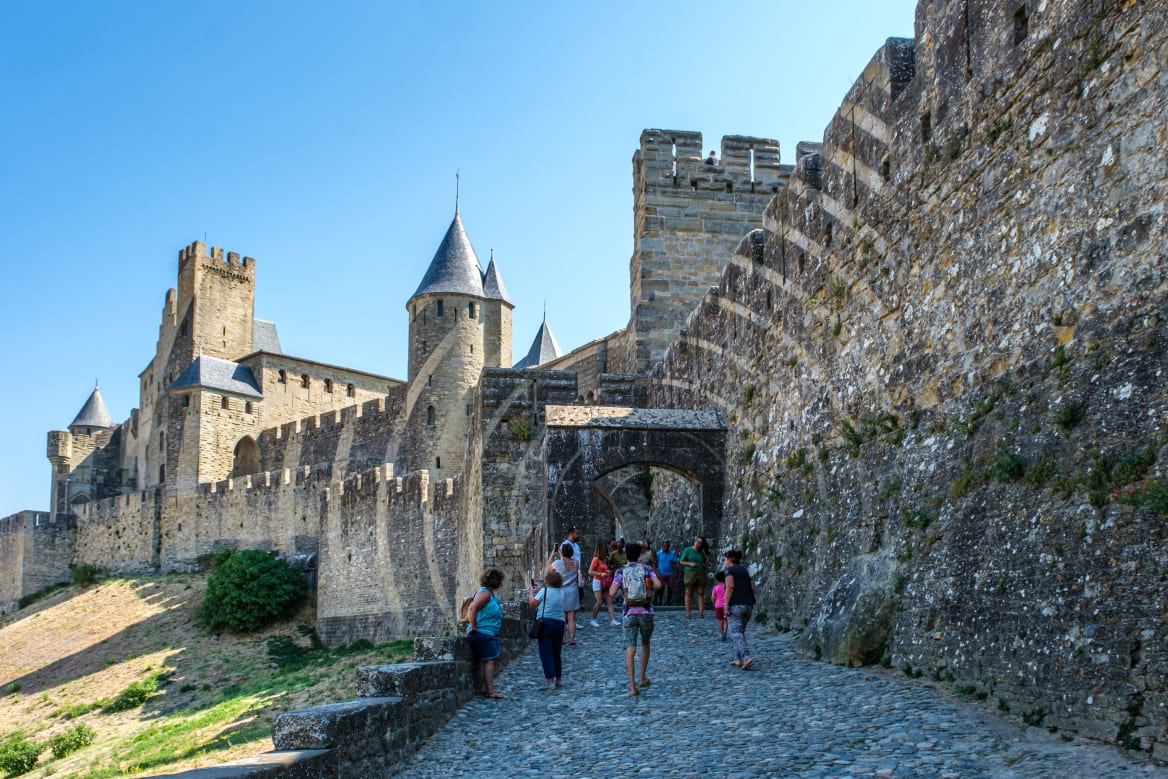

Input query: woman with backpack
[465,568,506,699]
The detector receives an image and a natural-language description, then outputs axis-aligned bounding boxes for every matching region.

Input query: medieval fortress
[3,0,1168,758]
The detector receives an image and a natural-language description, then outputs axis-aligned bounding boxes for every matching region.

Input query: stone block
[353,662,454,699]
[272,698,402,750]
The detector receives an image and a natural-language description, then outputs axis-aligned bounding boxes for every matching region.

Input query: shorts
[592,579,602,592]
[466,630,500,662]
[715,606,726,620]
[623,613,655,648]
[683,569,705,591]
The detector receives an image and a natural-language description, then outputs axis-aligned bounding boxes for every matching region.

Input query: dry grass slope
[0,575,411,779]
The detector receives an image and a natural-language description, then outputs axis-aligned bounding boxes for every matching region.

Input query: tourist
[588,542,619,627]
[722,550,756,670]
[610,542,663,697]
[680,536,709,618]
[655,540,678,605]
[712,570,728,641]
[639,537,658,571]
[562,526,586,605]
[465,567,505,699]
[608,539,627,570]
[550,543,581,645]
[528,570,567,690]
[705,150,718,166]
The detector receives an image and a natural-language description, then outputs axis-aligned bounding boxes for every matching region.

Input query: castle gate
[542,405,726,550]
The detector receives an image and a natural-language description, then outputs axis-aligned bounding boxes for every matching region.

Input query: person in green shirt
[679,536,709,619]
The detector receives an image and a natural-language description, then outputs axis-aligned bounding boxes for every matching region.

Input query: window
[278,370,287,384]
[347,383,356,398]
[301,374,310,388]
[436,300,444,317]
[1013,4,1029,45]
[427,374,433,387]
[221,396,229,410]
[159,464,165,482]
[324,379,333,393]
[436,457,441,469]
[426,405,435,425]
[182,395,190,408]
[245,401,253,414]
[159,432,165,450]
[468,302,477,319]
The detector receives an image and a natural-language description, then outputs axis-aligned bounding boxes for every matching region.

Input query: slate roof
[410,211,485,300]
[70,387,114,429]
[168,355,263,398]
[252,319,282,354]
[514,317,562,369]
[482,253,513,305]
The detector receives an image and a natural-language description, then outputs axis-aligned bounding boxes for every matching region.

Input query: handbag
[528,587,549,639]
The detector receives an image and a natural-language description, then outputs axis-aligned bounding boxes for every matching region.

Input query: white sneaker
[610,619,621,626]
[589,619,600,628]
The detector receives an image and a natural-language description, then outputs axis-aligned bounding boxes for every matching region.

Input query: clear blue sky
[0,1,918,516]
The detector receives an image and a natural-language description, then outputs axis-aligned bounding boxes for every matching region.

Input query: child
[712,570,728,641]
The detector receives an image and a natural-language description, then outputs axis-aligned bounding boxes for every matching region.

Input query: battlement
[636,129,787,189]
[178,240,255,270]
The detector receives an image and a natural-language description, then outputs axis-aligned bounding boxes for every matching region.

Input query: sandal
[730,660,742,667]
[481,691,504,699]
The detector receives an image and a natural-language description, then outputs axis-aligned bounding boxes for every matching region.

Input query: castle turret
[481,251,514,369]
[404,209,491,475]
[48,385,121,518]
[514,314,562,369]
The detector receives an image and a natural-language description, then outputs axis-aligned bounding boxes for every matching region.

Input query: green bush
[69,563,104,587]
[199,550,307,633]
[47,724,95,760]
[0,733,42,777]
[102,676,160,713]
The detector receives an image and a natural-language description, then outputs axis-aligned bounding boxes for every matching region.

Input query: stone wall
[74,492,158,574]
[651,0,1168,758]
[316,468,463,645]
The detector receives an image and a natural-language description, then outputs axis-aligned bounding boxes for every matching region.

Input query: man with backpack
[609,542,663,697]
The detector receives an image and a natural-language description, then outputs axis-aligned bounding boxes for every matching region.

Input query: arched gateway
[542,405,727,549]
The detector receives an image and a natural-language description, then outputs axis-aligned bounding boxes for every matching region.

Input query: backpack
[621,564,651,607]
[458,587,488,622]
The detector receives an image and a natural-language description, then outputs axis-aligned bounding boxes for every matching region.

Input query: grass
[0,575,417,779]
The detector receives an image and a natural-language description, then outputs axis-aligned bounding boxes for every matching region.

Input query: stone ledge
[145,749,335,778]
[272,697,402,750]
[354,661,454,699]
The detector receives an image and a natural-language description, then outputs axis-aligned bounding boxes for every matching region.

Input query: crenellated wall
[651,0,1168,758]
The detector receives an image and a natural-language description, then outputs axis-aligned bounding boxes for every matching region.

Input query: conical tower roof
[514,316,562,369]
[70,386,114,429]
[482,251,513,306]
[410,211,485,301]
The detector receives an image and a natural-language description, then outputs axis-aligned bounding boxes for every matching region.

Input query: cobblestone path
[395,611,1166,778]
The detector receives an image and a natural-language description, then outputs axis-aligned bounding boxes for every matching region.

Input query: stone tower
[623,130,789,374]
[140,242,258,495]
[47,385,122,518]
[404,208,513,475]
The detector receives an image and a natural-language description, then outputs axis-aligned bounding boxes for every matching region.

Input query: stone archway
[542,405,726,551]
[232,436,261,478]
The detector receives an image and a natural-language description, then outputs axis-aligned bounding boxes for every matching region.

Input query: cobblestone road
[395,610,1166,778]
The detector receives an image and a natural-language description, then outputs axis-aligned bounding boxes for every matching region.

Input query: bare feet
[730,660,742,667]
[741,658,754,670]
[639,677,651,687]
[482,691,504,699]
[628,686,639,697]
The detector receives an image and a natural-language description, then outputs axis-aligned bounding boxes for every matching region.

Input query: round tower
[404,208,491,476]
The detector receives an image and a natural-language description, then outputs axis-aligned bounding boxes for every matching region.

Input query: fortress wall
[316,468,464,645]
[0,513,25,613]
[653,0,1168,754]
[21,512,76,599]
[257,394,404,479]
[74,492,158,574]
[161,465,336,570]
[247,354,399,434]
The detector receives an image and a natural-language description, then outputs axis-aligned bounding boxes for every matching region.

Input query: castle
[3,0,1168,759]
